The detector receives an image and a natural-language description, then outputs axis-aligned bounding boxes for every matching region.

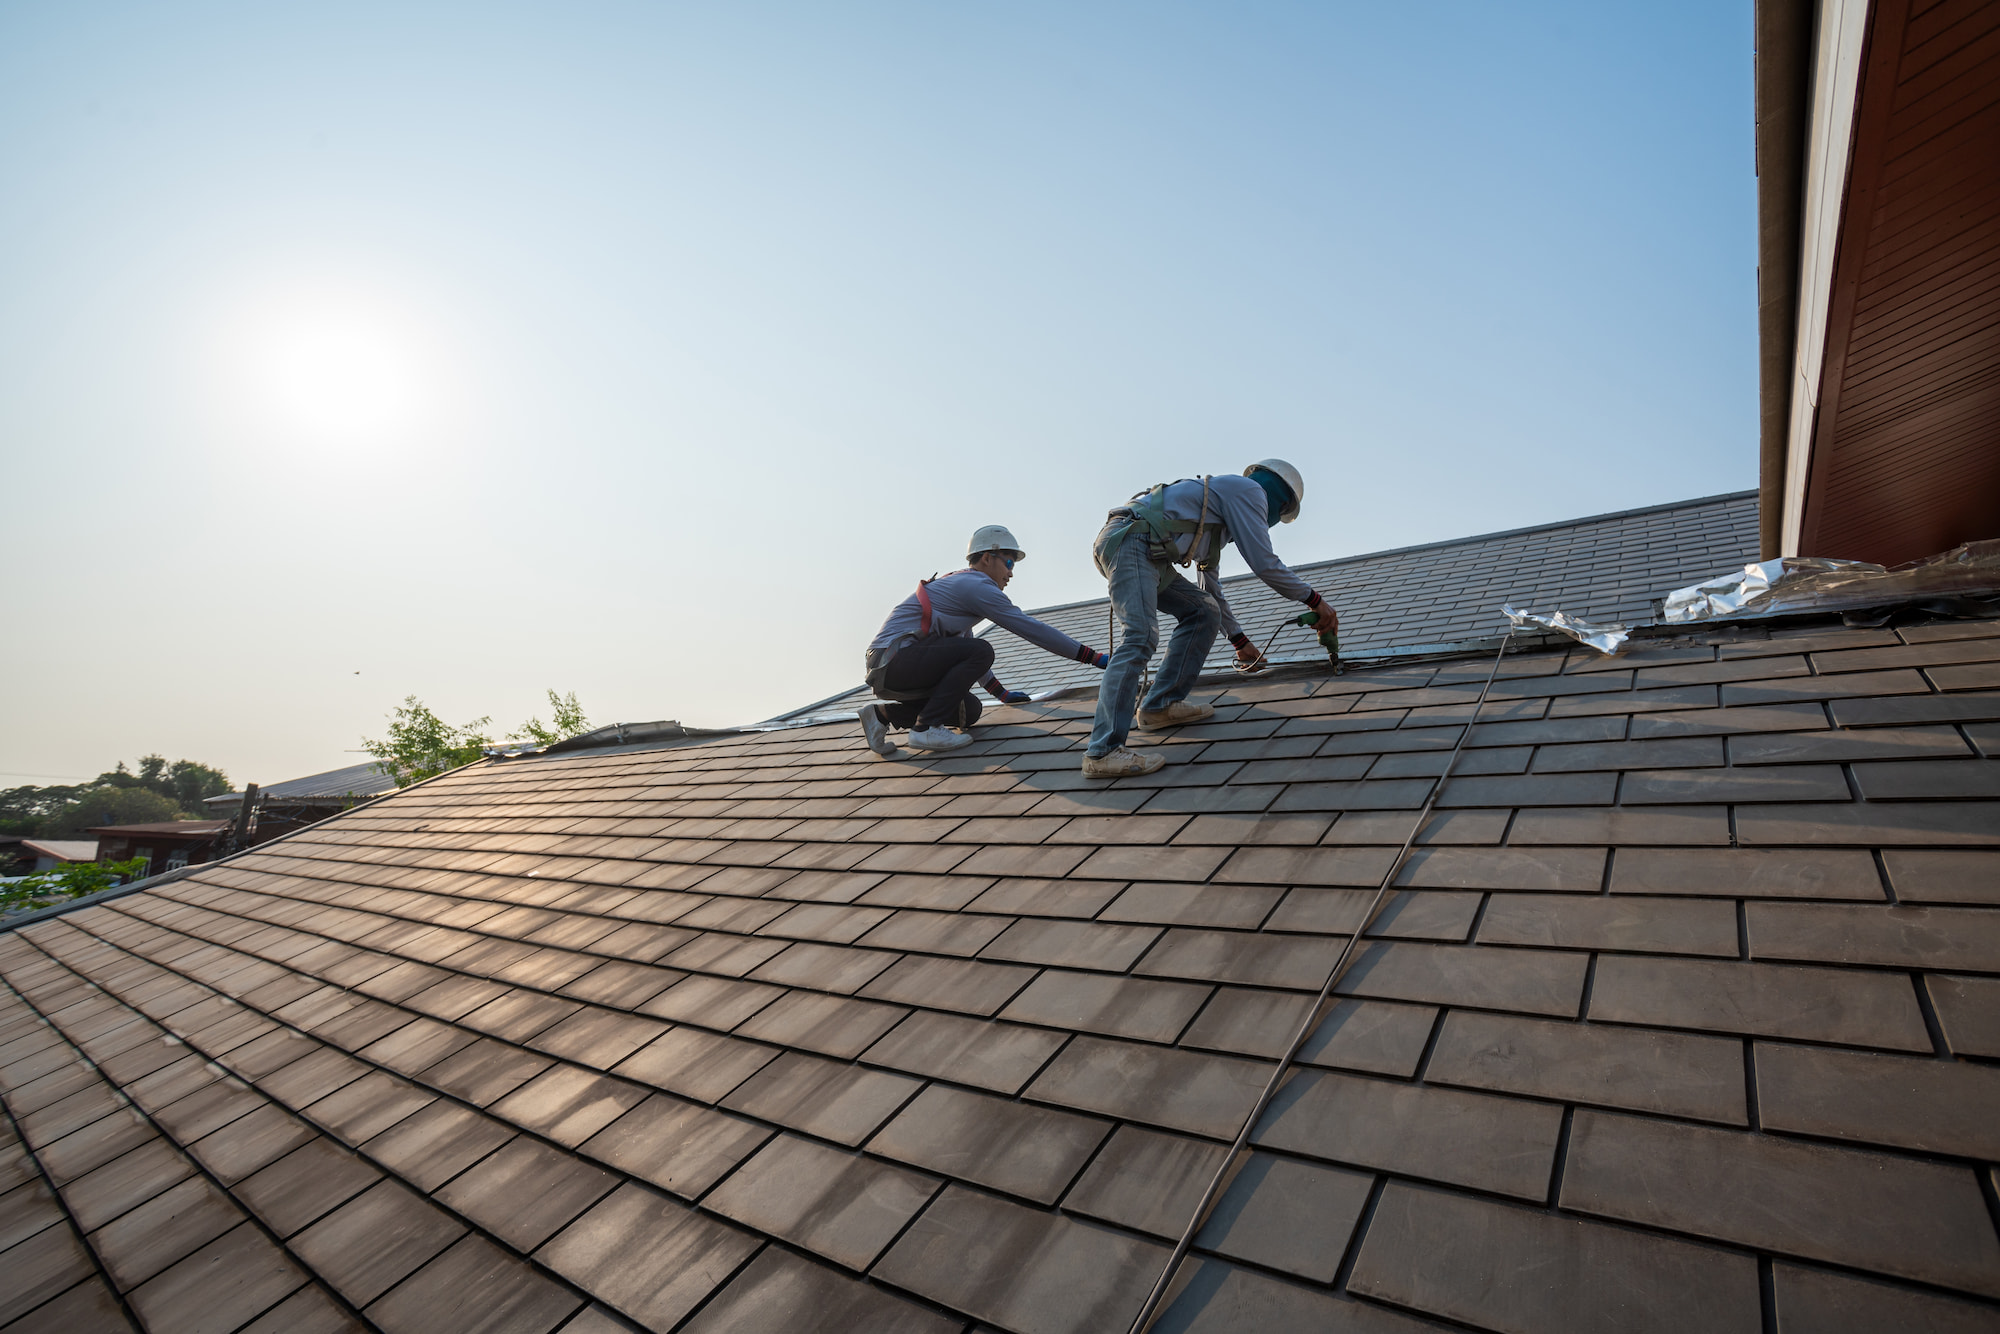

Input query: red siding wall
[1802,0,2000,565]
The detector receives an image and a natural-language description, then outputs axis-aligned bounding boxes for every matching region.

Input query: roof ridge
[1016,489,1758,617]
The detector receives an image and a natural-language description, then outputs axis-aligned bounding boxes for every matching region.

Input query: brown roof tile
[1562,1110,2000,1297]
[1350,1181,1759,1334]
[6,612,2000,1327]
[364,1233,580,1334]
[534,1183,757,1330]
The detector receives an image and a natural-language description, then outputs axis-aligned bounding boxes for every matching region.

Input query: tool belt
[864,637,935,702]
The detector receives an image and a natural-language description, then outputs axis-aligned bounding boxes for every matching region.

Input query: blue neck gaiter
[1250,469,1292,527]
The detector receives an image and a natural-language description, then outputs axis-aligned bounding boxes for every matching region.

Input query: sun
[220,279,447,447]
[259,307,419,439]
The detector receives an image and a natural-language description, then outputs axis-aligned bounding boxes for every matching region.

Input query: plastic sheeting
[1502,604,1630,655]
[1661,539,2000,623]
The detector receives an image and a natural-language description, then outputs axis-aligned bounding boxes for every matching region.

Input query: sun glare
[218,280,449,448]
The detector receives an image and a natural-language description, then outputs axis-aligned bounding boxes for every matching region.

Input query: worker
[862,525,1108,755]
[1082,459,1334,778]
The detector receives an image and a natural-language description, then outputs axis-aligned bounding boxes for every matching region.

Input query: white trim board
[1782,0,1871,557]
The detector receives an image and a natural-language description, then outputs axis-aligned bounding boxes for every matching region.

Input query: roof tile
[12,599,2000,1329]
[1349,1181,1759,1334]
[535,1182,758,1331]
[1562,1110,2000,1297]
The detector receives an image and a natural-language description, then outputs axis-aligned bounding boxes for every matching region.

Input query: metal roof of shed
[206,762,400,809]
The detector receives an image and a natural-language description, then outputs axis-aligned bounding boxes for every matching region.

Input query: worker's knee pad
[952,695,984,729]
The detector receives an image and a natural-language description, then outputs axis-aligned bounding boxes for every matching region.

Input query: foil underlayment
[1501,604,1630,656]
[1660,539,2000,623]
[1502,538,2000,661]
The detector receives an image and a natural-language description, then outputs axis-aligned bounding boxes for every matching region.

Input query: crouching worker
[861,526,1108,756]
[1083,459,1334,778]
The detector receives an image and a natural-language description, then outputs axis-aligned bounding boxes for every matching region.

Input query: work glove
[1002,690,1030,703]
[1092,653,1109,670]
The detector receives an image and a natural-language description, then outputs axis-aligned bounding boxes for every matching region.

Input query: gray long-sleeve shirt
[1145,474,1318,639]
[869,569,1092,666]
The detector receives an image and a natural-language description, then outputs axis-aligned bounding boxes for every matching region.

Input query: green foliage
[100,756,232,812]
[0,753,231,838]
[0,785,83,837]
[362,690,593,788]
[1,857,150,916]
[361,697,497,788]
[39,787,186,839]
[512,690,593,747]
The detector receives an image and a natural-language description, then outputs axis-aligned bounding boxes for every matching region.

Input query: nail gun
[1297,609,1344,675]
[1236,605,1345,676]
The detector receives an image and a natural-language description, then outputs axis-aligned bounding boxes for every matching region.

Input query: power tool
[1297,609,1344,674]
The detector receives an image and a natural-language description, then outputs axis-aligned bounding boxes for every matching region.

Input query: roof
[206,761,401,808]
[87,821,232,838]
[1,611,1996,1332]
[784,489,1761,719]
[13,841,98,864]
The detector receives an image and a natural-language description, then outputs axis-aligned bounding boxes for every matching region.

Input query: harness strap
[1188,474,1213,570]
[865,575,949,704]
[1125,478,1225,572]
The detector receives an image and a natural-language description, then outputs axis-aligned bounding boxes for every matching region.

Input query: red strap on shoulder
[915,580,934,637]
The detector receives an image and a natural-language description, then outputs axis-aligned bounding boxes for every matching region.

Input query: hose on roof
[1124,628,1518,1334]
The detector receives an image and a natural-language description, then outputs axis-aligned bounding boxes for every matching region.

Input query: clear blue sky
[0,1,1754,788]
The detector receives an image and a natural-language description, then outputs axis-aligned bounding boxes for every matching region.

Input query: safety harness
[864,570,1090,706]
[863,577,944,702]
[1097,476,1227,583]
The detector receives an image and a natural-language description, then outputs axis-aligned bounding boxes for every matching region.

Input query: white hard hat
[968,525,1026,560]
[1244,459,1305,523]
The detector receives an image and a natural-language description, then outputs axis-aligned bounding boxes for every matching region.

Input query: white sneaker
[906,726,972,752]
[1081,747,1166,778]
[859,704,898,757]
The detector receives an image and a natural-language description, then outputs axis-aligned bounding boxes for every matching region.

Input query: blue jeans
[1087,519,1223,757]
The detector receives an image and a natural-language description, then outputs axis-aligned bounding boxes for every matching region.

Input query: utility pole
[226,783,260,857]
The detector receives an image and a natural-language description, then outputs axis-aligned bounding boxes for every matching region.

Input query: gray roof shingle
[788,490,1759,718]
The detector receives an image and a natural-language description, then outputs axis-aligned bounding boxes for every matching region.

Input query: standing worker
[862,526,1108,756]
[1082,460,1334,777]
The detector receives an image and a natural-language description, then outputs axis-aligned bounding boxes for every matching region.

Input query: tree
[361,698,497,788]
[96,755,231,810]
[39,787,183,838]
[2,753,232,839]
[1,857,150,916]
[513,690,592,747]
[361,690,594,788]
[0,784,84,837]
[165,759,231,811]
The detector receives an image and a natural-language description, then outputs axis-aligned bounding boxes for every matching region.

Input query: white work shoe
[1136,700,1216,730]
[906,726,972,752]
[859,705,898,757]
[1081,747,1166,779]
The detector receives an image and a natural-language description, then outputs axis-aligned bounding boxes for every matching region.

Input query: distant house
[86,820,230,877]
[0,839,98,875]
